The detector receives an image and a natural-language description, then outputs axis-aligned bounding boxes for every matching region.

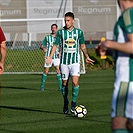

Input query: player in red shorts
[0,27,6,74]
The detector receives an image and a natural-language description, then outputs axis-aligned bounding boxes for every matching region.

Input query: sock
[113,129,129,133]
[62,85,68,102]
[41,73,47,87]
[72,85,79,102]
[56,73,62,90]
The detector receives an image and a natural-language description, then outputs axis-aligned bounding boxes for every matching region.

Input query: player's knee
[44,69,49,74]
[44,71,48,74]
[112,119,119,129]
[112,117,127,129]
[62,80,68,86]
[72,81,78,86]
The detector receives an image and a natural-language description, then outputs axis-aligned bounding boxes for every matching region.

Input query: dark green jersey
[113,7,133,81]
[42,34,59,59]
[54,27,85,65]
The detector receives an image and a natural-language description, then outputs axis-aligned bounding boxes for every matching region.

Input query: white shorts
[44,58,60,68]
[60,63,80,80]
[111,80,133,119]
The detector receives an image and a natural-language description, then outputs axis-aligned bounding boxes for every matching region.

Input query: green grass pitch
[0,70,114,133]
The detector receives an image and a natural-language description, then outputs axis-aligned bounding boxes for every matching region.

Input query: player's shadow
[0,105,63,115]
[0,128,27,133]
[1,86,38,91]
[0,105,65,127]
[66,114,111,124]
[1,86,60,92]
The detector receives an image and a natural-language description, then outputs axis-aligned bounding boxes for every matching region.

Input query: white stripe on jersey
[62,30,65,64]
[66,31,69,64]
[76,29,79,63]
[118,26,125,43]
[115,24,130,82]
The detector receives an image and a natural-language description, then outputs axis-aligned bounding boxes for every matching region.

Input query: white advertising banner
[27,0,72,19]
[26,0,72,35]
[0,0,26,19]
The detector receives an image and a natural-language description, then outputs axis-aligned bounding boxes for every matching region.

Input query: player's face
[51,26,57,34]
[65,16,74,30]
[117,0,132,11]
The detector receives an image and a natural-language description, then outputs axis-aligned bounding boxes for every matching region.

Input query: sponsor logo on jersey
[65,38,75,47]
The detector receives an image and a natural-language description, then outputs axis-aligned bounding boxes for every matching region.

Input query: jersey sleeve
[0,27,6,44]
[54,30,61,46]
[123,8,133,34]
[79,30,85,45]
[42,36,47,47]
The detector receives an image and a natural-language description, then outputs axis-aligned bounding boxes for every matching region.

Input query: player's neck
[67,26,74,31]
[51,33,56,37]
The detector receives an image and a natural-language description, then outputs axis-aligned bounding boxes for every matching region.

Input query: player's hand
[95,39,108,56]
[45,56,52,65]
[86,57,95,65]
[0,62,4,75]
[57,53,60,58]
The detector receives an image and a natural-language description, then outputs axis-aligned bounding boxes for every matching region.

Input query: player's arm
[0,41,6,63]
[40,37,47,52]
[40,45,47,52]
[49,44,57,58]
[0,27,6,74]
[101,34,133,54]
[0,41,6,74]
[45,44,57,64]
[80,44,94,65]
[102,8,133,54]
[79,30,94,65]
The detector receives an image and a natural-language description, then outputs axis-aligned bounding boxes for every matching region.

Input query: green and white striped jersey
[54,27,85,65]
[113,7,133,81]
[42,34,59,59]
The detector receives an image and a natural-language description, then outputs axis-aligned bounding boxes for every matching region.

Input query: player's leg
[62,79,69,114]
[112,117,129,133]
[54,59,62,90]
[112,117,133,132]
[55,66,62,91]
[71,76,79,113]
[70,63,80,113]
[40,62,51,91]
[126,82,133,131]
[111,81,133,132]
[60,64,69,114]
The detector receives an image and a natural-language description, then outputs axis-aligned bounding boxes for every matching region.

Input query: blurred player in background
[46,12,94,114]
[40,24,62,91]
[96,0,133,132]
[0,27,6,75]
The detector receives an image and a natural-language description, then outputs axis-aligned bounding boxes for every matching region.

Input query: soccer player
[40,24,62,91]
[46,12,94,114]
[97,0,133,132]
[0,27,6,75]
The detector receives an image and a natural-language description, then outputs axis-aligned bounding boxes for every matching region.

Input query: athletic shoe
[70,101,76,114]
[63,100,69,114]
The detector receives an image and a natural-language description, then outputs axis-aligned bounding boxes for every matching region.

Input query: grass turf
[0,70,114,133]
